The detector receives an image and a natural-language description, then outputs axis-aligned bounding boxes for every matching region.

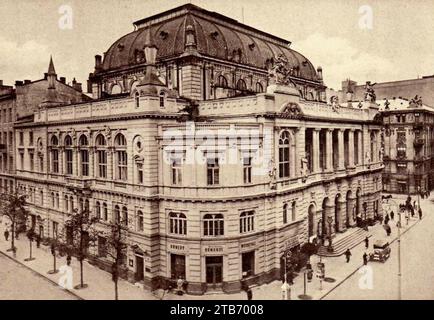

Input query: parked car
[369,240,391,262]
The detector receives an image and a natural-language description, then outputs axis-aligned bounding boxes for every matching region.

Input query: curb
[318,218,421,300]
[0,250,84,300]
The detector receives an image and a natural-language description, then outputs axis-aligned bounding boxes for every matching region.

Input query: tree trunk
[80,259,84,287]
[29,240,32,259]
[10,221,15,251]
[115,279,119,300]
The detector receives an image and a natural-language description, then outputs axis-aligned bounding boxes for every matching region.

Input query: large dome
[101,4,319,82]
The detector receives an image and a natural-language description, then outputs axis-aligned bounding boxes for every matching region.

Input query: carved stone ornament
[281,102,303,119]
[267,54,296,87]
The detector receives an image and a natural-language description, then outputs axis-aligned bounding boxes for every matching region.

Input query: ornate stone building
[14,4,383,294]
[378,97,434,193]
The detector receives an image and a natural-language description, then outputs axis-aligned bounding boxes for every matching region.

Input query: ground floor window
[206,256,223,286]
[241,251,255,278]
[98,236,106,257]
[170,254,186,280]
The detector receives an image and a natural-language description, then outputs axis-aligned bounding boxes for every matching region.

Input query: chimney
[73,82,83,92]
[24,80,31,85]
[60,77,66,84]
[317,66,323,82]
[0,80,3,86]
[15,81,23,86]
[44,73,48,80]
[87,79,92,94]
[95,55,102,70]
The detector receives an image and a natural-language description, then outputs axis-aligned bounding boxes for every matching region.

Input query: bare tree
[0,191,30,254]
[63,207,98,289]
[100,219,129,300]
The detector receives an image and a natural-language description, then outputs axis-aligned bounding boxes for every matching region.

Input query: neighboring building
[0,58,90,196]
[378,97,434,194]
[0,80,16,193]
[330,76,434,107]
[14,4,383,294]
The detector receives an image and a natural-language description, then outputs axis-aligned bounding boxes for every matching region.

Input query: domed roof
[101,4,318,82]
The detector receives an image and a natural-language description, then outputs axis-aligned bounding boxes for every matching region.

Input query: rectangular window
[80,150,89,176]
[137,211,144,232]
[117,151,127,181]
[243,157,252,184]
[19,153,24,170]
[97,150,107,178]
[29,153,34,171]
[171,158,182,185]
[52,150,59,173]
[98,236,107,257]
[19,132,23,146]
[207,158,219,185]
[137,163,143,184]
[29,132,33,146]
[279,146,290,178]
[65,149,73,175]
[240,211,254,234]
[39,156,43,172]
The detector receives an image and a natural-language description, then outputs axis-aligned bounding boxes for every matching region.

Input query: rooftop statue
[364,81,377,103]
[330,95,340,112]
[409,95,423,107]
[267,54,296,86]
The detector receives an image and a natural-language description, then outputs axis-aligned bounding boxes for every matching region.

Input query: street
[324,197,434,300]
[0,253,78,300]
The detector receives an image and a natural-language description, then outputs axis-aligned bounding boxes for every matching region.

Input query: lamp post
[397,207,402,300]
[327,216,333,252]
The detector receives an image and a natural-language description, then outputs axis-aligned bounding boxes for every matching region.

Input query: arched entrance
[335,194,341,232]
[346,190,353,228]
[308,204,316,239]
[321,197,330,239]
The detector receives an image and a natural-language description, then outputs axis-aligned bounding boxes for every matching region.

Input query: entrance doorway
[241,251,255,278]
[38,225,44,238]
[170,254,186,280]
[135,255,144,282]
[206,256,223,288]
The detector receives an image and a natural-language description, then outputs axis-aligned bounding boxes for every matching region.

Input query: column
[89,148,95,177]
[326,129,333,172]
[338,199,347,231]
[108,148,114,180]
[312,129,320,173]
[325,204,335,236]
[348,129,355,168]
[357,130,363,165]
[59,148,64,175]
[338,129,345,170]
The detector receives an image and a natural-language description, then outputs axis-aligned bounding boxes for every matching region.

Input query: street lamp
[397,205,402,300]
[327,216,333,252]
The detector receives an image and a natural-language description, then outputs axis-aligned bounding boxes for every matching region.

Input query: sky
[0,0,433,90]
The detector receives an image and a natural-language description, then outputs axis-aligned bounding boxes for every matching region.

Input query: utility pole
[397,208,402,300]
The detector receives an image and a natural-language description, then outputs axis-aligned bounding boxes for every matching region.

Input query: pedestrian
[419,208,422,220]
[390,211,394,220]
[345,248,352,263]
[247,288,253,300]
[386,225,391,236]
[411,207,415,218]
[364,236,369,249]
[363,252,368,265]
[66,255,72,266]
[384,214,389,225]
[4,229,9,241]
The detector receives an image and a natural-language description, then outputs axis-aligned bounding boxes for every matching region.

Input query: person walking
[390,211,395,220]
[419,208,423,220]
[363,252,368,265]
[4,229,9,241]
[384,214,390,225]
[364,236,369,249]
[345,248,352,263]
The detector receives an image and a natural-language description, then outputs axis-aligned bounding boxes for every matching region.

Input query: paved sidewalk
[0,195,426,300]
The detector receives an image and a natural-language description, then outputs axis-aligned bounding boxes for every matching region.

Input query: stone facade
[8,4,383,295]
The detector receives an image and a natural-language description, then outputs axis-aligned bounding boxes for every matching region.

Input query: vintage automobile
[369,240,391,262]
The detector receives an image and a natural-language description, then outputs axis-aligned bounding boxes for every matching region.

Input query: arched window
[51,192,55,207]
[111,84,121,95]
[169,212,187,235]
[56,193,60,208]
[40,190,44,206]
[122,206,128,226]
[64,135,73,175]
[51,136,59,173]
[236,79,247,91]
[79,198,84,212]
[96,201,101,220]
[103,203,108,221]
[291,201,297,221]
[203,213,224,236]
[64,195,69,212]
[279,131,291,178]
[135,91,140,108]
[255,82,264,93]
[159,91,166,108]
[115,134,127,181]
[239,211,254,233]
[283,203,288,224]
[79,135,89,177]
[69,196,74,212]
[96,134,107,178]
[217,75,228,88]
[114,205,120,224]
[137,210,144,232]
